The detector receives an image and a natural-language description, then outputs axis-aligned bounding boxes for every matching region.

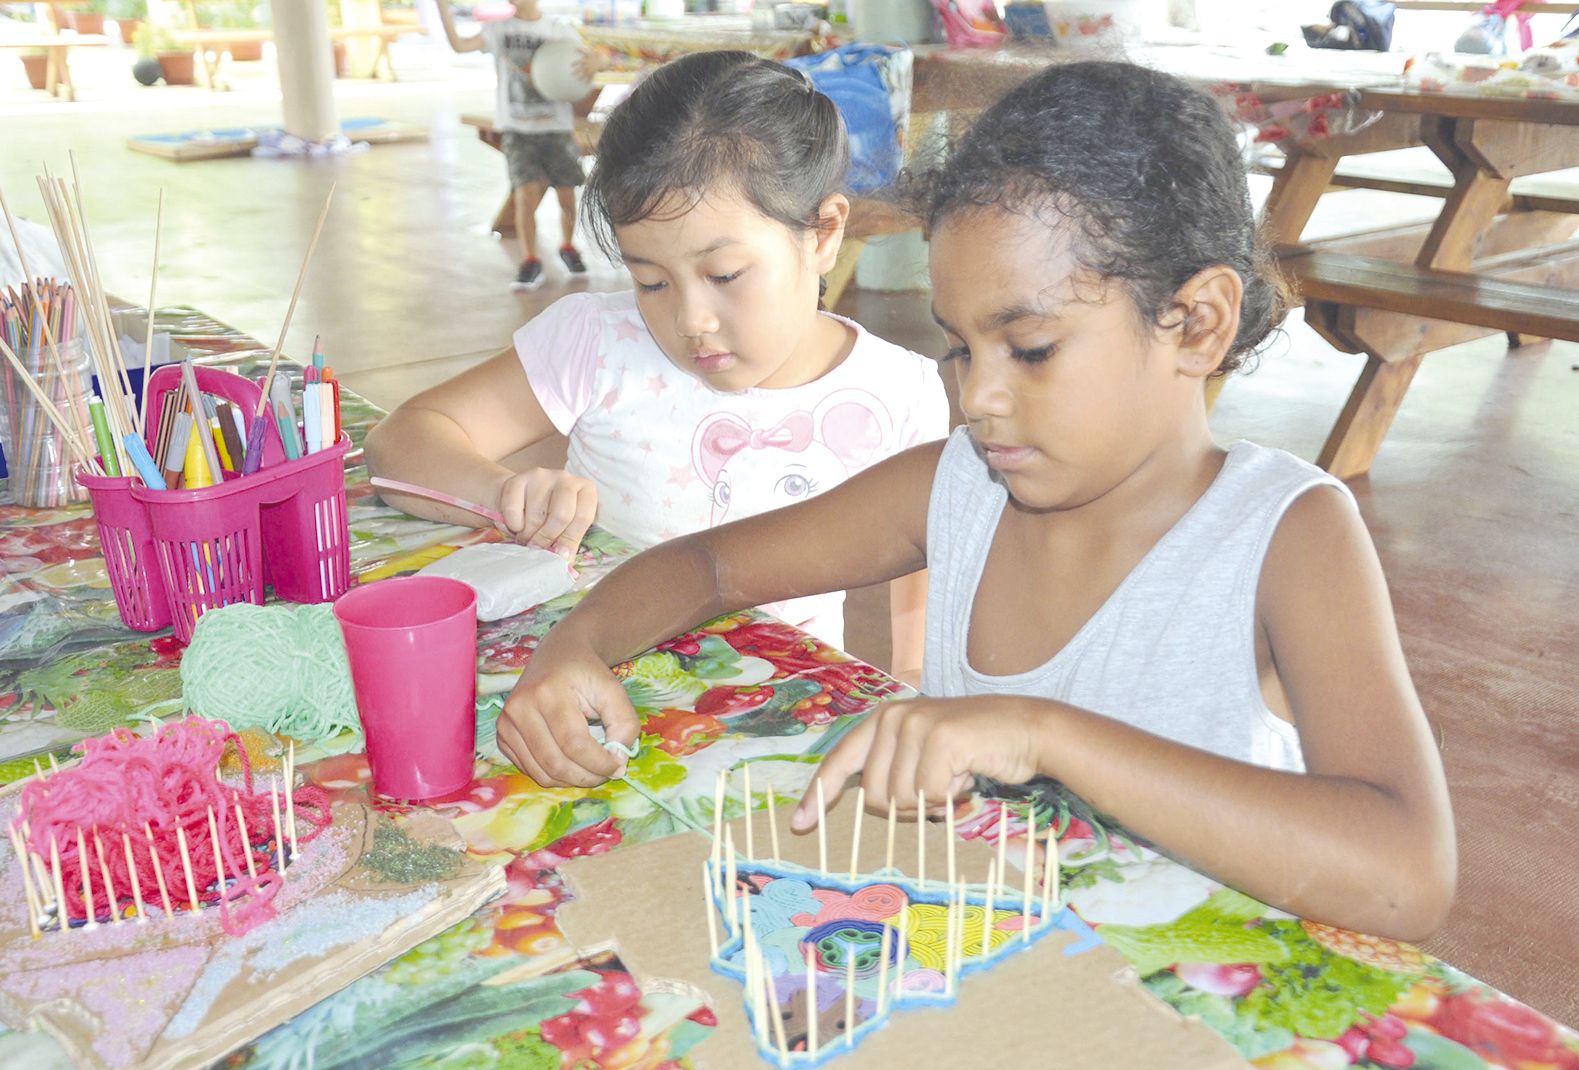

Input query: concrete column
[271,0,339,142]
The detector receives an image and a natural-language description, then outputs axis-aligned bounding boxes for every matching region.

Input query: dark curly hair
[920,61,1285,373]
[582,51,849,260]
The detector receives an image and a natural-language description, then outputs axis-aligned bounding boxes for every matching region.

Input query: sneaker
[559,245,588,276]
[511,258,545,291]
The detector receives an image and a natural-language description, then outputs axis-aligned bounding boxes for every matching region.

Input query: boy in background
[437,0,602,290]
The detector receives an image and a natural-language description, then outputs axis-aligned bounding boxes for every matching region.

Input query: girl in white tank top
[495,61,1455,943]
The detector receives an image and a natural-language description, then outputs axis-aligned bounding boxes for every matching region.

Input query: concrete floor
[3,40,1576,1027]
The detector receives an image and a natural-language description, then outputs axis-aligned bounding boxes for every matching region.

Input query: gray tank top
[922,428,1354,773]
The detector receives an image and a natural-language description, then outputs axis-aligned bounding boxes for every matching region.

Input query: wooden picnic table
[906,46,1579,478]
[0,31,108,101]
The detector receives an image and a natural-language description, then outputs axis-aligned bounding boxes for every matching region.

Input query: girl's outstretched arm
[799,486,1457,942]
[365,349,596,557]
[498,441,944,788]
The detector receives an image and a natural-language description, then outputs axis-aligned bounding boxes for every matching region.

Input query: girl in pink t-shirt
[366,51,948,671]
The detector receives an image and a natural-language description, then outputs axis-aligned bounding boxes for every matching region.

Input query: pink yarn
[12,716,331,936]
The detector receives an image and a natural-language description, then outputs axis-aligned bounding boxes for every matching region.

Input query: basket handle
[143,364,287,470]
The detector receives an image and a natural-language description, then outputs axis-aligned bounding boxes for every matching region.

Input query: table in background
[0,309,1574,1068]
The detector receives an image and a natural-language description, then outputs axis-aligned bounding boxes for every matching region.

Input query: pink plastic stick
[368,477,506,526]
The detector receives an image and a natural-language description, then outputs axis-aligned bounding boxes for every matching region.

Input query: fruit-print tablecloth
[0,308,1574,1070]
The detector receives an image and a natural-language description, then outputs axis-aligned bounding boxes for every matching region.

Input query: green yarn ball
[181,602,362,742]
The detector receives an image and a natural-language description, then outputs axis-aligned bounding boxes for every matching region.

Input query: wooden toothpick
[1041,823,1059,917]
[916,789,926,890]
[144,823,173,917]
[270,778,287,876]
[741,764,754,862]
[92,831,120,924]
[285,742,299,861]
[981,859,997,958]
[764,785,781,864]
[724,828,739,936]
[120,833,147,924]
[876,923,892,1017]
[996,801,1009,899]
[174,826,200,914]
[844,953,856,1048]
[233,801,258,880]
[944,796,956,890]
[10,826,41,938]
[1022,811,1036,941]
[815,778,827,877]
[763,952,788,1059]
[49,836,69,934]
[711,769,725,850]
[848,786,864,879]
[804,947,818,1058]
[894,905,908,1004]
[74,830,98,930]
[47,754,59,774]
[702,860,719,959]
[206,808,230,916]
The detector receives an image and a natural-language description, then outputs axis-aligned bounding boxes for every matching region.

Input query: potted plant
[66,0,109,35]
[132,24,195,85]
[109,0,147,45]
[17,47,49,91]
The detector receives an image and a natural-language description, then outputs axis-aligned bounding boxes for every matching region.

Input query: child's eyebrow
[931,300,1062,334]
[623,238,741,266]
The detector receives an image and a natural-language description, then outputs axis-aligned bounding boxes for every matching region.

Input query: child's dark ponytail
[921,61,1285,374]
[583,51,850,257]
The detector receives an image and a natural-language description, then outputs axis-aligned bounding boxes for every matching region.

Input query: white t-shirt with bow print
[514,289,949,648]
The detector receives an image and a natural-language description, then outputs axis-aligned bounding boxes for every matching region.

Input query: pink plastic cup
[333,576,478,801]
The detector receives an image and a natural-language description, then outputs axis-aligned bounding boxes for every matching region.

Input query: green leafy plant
[107,0,148,20]
[132,21,181,56]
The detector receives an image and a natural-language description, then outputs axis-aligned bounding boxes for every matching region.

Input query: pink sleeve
[512,293,606,435]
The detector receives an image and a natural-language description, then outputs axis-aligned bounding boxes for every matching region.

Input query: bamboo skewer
[254,184,336,421]
[884,796,895,874]
[876,923,891,1017]
[996,801,1009,902]
[724,828,739,937]
[206,808,229,921]
[139,190,163,434]
[67,158,138,440]
[916,789,926,890]
[285,741,299,862]
[894,905,908,1004]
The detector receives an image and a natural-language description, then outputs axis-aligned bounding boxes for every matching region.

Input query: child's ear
[1169,265,1243,379]
[809,194,850,275]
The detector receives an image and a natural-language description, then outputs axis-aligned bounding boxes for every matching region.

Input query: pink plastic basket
[75,468,173,632]
[80,364,351,644]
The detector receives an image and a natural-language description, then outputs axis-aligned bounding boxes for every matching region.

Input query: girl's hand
[497,468,598,560]
[499,638,638,788]
[791,696,1051,830]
